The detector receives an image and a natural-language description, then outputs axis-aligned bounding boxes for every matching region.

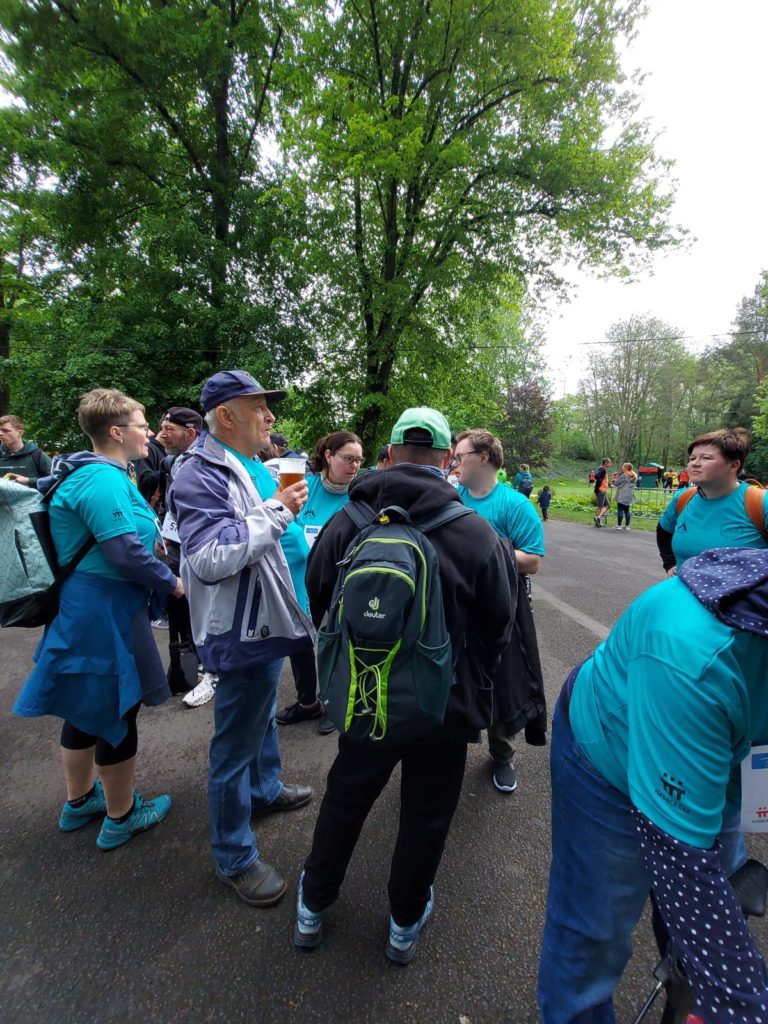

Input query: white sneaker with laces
[182,672,217,708]
[151,617,169,630]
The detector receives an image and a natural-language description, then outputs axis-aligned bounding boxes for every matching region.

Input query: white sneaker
[151,617,169,630]
[182,672,217,708]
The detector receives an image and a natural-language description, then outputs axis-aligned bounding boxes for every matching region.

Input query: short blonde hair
[78,388,144,443]
[455,429,504,470]
[0,415,24,431]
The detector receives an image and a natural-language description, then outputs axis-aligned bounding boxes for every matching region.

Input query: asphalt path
[2,519,767,1024]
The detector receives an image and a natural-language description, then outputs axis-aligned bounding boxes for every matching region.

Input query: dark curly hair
[309,430,363,473]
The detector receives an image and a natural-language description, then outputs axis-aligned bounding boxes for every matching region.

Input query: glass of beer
[277,458,306,491]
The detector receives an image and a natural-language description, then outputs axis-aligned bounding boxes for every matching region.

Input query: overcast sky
[541,0,768,395]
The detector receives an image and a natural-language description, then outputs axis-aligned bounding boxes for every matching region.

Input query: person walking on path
[512,463,534,496]
[538,485,552,521]
[611,463,637,529]
[293,407,514,962]
[13,388,180,850]
[170,370,315,908]
[593,458,612,527]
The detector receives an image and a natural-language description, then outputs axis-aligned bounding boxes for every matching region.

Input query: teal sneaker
[293,870,325,950]
[96,793,172,851]
[58,780,107,832]
[385,888,434,965]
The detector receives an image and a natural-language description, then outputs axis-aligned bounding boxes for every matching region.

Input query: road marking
[534,583,610,641]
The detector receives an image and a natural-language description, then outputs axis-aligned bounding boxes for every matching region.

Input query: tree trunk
[0,317,9,416]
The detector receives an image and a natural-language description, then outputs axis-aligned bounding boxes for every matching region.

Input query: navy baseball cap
[200,370,287,412]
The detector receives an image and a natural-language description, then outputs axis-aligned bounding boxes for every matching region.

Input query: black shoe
[492,761,518,793]
[318,712,337,736]
[276,701,322,725]
[253,783,313,818]
[216,859,287,907]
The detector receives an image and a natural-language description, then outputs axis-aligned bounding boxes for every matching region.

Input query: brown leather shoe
[253,783,313,818]
[216,859,287,907]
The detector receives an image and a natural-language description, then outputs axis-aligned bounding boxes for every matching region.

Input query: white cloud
[543,0,768,393]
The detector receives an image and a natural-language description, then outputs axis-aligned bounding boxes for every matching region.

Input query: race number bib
[740,745,768,832]
[161,511,180,543]
[304,525,321,549]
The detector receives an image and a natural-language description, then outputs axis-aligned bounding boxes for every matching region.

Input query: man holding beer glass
[170,370,315,908]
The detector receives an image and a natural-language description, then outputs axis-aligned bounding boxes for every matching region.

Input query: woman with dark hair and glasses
[276,429,364,735]
[14,388,182,850]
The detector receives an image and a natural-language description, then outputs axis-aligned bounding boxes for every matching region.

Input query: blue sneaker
[293,871,325,950]
[58,780,107,832]
[385,888,434,965]
[96,793,172,851]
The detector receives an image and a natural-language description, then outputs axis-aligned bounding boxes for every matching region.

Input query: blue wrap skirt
[13,571,170,746]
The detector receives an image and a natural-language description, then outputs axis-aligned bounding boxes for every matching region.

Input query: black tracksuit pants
[302,733,468,926]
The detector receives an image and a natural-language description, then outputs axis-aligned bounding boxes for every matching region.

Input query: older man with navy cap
[169,370,315,908]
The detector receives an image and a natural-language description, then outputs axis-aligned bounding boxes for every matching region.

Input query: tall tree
[497,378,554,467]
[288,0,682,451]
[0,0,311,439]
[578,316,690,464]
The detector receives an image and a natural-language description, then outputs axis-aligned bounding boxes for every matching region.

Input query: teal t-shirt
[568,577,768,847]
[218,442,310,613]
[458,482,545,554]
[50,461,159,581]
[296,474,350,547]
[659,481,768,567]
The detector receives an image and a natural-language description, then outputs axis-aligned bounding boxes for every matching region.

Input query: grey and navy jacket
[168,432,315,673]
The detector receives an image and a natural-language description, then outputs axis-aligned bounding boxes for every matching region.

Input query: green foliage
[0,0,313,437]
[285,0,682,451]
[497,377,554,467]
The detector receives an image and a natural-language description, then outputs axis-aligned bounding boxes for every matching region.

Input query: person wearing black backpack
[293,407,515,963]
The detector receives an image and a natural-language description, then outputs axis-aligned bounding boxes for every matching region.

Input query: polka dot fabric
[679,548,768,637]
[632,807,768,1022]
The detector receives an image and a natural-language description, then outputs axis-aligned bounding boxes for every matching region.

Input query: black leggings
[60,704,140,766]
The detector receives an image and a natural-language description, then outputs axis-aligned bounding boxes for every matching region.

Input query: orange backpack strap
[744,485,768,543]
[675,487,698,517]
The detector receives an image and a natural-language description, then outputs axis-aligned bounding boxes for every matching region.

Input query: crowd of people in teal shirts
[8,382,768,1024]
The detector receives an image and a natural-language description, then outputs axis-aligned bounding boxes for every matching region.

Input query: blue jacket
[169,433,315,672]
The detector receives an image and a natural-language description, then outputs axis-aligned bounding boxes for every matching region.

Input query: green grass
[520,463,672,533]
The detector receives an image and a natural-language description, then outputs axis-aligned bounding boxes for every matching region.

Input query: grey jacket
[169,433,315,673]
[613,473,637,506]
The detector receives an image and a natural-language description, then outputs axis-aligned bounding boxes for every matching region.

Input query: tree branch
[51,0,212,187]
[239,26,283,172]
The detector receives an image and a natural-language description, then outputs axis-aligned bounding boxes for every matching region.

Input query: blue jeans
[537,702,745,1024]
[209,660,284,875]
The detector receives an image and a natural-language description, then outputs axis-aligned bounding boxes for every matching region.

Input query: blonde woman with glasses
[14,389,182,850]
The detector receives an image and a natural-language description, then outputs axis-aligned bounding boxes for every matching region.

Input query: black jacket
[494,538,547,745]
[306,464,515,741]
[132,437,166,504]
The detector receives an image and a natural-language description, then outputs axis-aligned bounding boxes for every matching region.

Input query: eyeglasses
[334,454,364,465]
[115,422,151,432]
[453,450,480,464]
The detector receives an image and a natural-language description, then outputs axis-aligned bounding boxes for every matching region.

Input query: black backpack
[316,500,473,745]
[518,477,533,497]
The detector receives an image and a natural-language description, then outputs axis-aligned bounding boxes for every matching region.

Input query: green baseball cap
[390,407,452,449]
